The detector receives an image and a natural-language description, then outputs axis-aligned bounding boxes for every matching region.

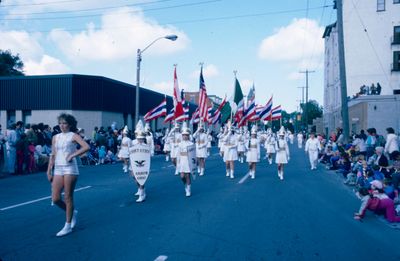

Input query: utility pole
[336,0,350,143]
[299,70,315,132]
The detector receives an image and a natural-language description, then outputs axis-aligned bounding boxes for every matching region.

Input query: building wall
[343,0,400,96]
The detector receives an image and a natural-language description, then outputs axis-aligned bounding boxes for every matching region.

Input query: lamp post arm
[140,37,165,55]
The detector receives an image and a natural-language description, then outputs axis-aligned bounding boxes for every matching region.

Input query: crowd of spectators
[315,126,400,222]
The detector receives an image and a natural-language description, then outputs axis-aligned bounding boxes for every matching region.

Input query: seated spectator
[34,145,49,171]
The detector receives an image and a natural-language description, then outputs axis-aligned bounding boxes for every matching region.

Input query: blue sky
[0,0,336,112]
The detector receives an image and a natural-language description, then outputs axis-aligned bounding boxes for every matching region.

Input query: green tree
[0,49,25,76]
[300,100,323,125]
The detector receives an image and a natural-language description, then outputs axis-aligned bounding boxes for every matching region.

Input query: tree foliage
[300,100,323,125]
[0,49,25,76]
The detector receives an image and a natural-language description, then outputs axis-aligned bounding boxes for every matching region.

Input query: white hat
[278,126,286,136]
[123,125,129,134]
[181,122,191,135]
[135,121,145,139]
[371,180,383,190]
[251,125,257,135]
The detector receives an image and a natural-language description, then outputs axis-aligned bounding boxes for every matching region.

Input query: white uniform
[305,138,320,169]
[54,132,79,175]
[297,133,304,149]
[163,135,171,152]
[265,134,276,154]
[146,133,154,156]
[207,134,212,149]
[246,138,260,163]
[288,133,294,144]
[237,134,246,153]
[223,133,238,161]
[118,136,131,159]
[194,132,208,158]
[170,132,182,159]
[177,140,194,173]
[275,138,290,164]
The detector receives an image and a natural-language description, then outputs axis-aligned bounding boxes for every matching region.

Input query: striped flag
[271,105,282,120]
[198,66,209,122]
[240,84,256,125]
[177,103,190,122]
[207,106,213,123]
[259,96,273,121]
[173,67,185,121]
[233,78,244,124]
[164,108,175,123]
[144,98,167,122]
[190,107,200,124]
[211,96,227,124]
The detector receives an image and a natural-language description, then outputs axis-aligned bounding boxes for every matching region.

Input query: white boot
[200,168,204,176]
[186,185,191,197]
[280,170,284,180]
[134,187,140,196]
[166,155,169,162]
[123,164,128,173]
[136,188,146,203]
[56,223,72,237]
[226,170,230,177]
[250,170,255,179]
[174,168,179,175]
[197,167,200,174]
[71,210,78,229]
[230,169,234,179]
[269,158,272,165]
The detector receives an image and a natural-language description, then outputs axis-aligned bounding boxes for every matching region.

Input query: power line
[307,0,327,69]
[1,0,222,21]
[0,0,82,8]
[0,0,175,16]
[8,4,334,34]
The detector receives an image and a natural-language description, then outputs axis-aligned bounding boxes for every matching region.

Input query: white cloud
[0,30,43,61]
[0,29,70,75]
[190,64,219,79]
[258,18,324,62]
[49,7,190,61]
[24,55,70,75]
[240,79,254,94]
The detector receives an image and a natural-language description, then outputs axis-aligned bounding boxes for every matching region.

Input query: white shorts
[54,164,79,176]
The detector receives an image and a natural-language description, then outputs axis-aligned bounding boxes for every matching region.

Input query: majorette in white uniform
[288,131,294,144]
[130,120,150,203]
[168,122,182,175]
[206,129,212,157]
[177,122,194,197]
[193,123,208,176]
[275,127,290,180]
[162,128,171,161]
[223,123,238,179]
[246,126,260,179]
[264,128,277,165]
[305,133,321,170]
[237,128,246,163]
[217,127,225,156]
[144,122,154,157]
[297,133,304,149]
[118,126,131,173]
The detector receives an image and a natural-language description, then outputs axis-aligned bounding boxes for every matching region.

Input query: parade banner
[187,144,197,174]
[129,143,151,186]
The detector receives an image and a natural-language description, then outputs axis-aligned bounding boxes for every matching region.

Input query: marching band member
[275,127,290,180]
[246,126,260,179]
[144,122,154,157]
[177,122,195,197]
[130,120,149,203]
[288,130,294,145]
[223,123,238,179]
[237,128,246,163]
[264,128,276,165]
[297,132,304,149]
[168,122,182,175]
[305,132,321,170]
[118,126,131,173]
[206,129,212,157]
[217,127,225,157]
[193,122,208,176]
[162,128,171,162]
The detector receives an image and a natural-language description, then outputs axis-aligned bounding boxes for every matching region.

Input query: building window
[377,0,385,11]
[393,51,400,71]
[7,110,16,126]
[394,0,400,4]
[394,26,400,44]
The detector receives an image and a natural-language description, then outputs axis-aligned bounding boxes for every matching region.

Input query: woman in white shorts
[47,113,89,237]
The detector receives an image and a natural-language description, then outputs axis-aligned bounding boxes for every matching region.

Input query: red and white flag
[198,66,209,122]
[173,66,185,121]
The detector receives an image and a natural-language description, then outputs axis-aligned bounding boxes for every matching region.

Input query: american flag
[210,96,227,125]
[173,66,185,121]
[198,66,209,122]
[190,107,200,125]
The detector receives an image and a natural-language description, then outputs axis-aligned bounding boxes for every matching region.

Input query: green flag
[234,78,244,108]
[220,99,232,124]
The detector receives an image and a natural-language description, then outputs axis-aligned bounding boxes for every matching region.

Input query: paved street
[1,144,399,261]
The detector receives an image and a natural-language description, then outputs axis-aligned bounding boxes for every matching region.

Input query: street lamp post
[135,34,178,127]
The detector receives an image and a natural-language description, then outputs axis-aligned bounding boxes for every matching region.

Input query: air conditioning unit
[394,89,400,95]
